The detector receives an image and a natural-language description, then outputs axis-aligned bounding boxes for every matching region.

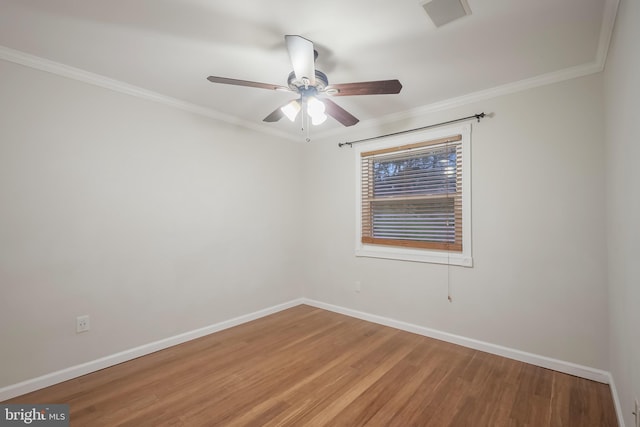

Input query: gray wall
[0,60,304,387]
[303,73,609,370]
[1,32,628,414]
[604,0,640,425]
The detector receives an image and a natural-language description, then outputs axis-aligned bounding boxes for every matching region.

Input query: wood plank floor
[4,305,617,426]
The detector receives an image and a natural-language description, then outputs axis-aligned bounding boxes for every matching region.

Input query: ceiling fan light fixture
[281,100,301,122]
[206,35,401,131]
[311,113,327,126]
[307,96,325,115]
[306,96,327,125]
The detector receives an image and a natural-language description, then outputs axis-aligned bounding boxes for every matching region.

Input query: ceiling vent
[420,0,471,27]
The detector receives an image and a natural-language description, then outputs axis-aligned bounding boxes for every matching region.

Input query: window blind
[360,135,463,252]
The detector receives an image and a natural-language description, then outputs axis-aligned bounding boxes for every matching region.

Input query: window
[355,125,472,266]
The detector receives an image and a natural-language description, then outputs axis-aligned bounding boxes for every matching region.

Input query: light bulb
[281,100,301,122]
[306,96,326,118]
[311,113,327,125]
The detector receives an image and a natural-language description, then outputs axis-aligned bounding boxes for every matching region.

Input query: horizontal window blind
[361,135,463,252]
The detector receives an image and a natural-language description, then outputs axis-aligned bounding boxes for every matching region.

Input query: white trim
[0,45,298,143]
[315,62,601,142]
[597,0,621,71]
[354,124,472,267]
[0,0,620,145]
[315,0,620,142]
[0,299,618,402]
[368,62,602,127]
[354,248,473,267]
[607,373,626,427]
[0,41,603,145]
[0,299,304,402]
[302,298,611,384]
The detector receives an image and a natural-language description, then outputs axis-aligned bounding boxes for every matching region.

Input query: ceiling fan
[206,35,402,128]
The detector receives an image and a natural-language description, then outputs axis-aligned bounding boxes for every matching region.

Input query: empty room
[0,0,638,425]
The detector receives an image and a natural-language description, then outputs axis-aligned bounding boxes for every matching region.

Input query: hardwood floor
[4,305,617,426]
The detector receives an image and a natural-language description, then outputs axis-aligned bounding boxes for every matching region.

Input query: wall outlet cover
[76,315,90,333]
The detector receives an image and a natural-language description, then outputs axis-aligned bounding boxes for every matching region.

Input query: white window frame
[355,123,473,267]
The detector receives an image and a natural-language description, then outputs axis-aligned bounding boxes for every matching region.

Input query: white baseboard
[2,297,622,418]
[607,373,626,427]
[301,298,611,384]
[0,298,304,402]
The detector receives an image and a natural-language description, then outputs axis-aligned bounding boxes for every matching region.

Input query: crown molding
[0,0,619,144]
[0,45,298,142]
[313,61,603,142]
[597,0,620,70]
[315,0,621,142]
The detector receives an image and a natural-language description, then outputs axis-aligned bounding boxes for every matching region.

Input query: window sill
[355,245,473,267]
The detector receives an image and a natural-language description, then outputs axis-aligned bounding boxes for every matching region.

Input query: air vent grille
[421,0,471,27]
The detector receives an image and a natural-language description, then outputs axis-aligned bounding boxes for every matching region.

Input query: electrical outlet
[76,315,90,333]
[355,281,361,293]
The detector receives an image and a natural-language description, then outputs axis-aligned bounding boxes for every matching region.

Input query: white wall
[604,0,640,424]
[303,73,609,370]
[0,60,304,388]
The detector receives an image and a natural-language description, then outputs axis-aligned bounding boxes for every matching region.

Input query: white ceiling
[0,0,617,139]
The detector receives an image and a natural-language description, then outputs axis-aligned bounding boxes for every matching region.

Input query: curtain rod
[337,112,486,148]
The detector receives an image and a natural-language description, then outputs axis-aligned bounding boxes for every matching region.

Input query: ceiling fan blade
[207,76,289,91]
[285,35,316,85]
[263,106,285,123]
[326,79,402,96]
[321,98,359,127]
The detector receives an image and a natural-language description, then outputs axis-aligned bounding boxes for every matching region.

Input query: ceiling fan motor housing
[288,70,329,95]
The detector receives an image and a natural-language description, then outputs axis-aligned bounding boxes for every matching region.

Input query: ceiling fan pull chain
[300,99,305,133]
[304,101,311,142]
